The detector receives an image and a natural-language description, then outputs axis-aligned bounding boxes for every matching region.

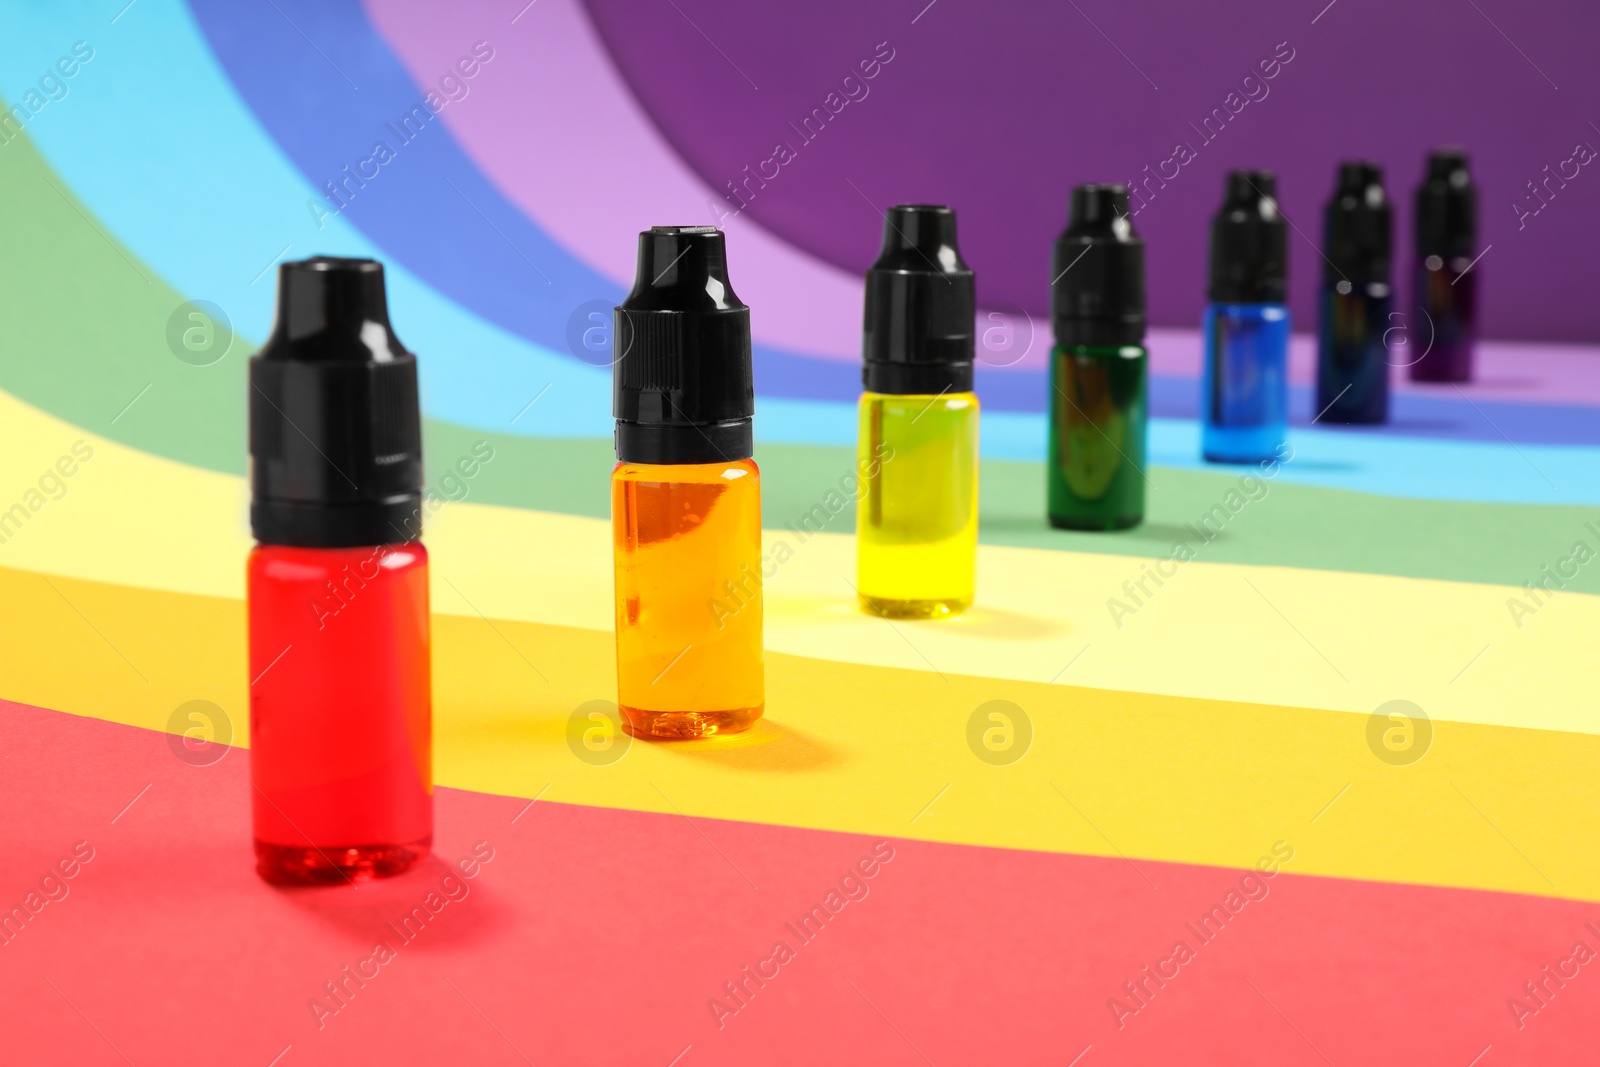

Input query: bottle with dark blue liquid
[1409,148,1478,383]
[1316,161,1393,424]
[1201,170,1289,463]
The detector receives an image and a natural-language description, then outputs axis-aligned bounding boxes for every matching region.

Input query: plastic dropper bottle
[856,204,979,619]
[1048,184,1148,530]
[1316,161,1393,423]
[1410,148,1478,383]
[1202,170,1290,463]
[612,226,763,739]
[248,257,432,885]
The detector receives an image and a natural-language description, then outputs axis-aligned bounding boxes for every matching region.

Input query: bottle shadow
[267,851,505,951]
[649,717,844,773]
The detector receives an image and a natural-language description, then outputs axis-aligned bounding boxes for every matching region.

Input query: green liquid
[1047,343,1147,530]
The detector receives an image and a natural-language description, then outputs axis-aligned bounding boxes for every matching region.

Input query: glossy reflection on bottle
[856,204,979,618]
[1202,170,1290,463]
[248,257,432,885]
[612,227,763,738]
[1048,184,1148,530]
[1317,161,1393,424]
[1410,148,1478,383]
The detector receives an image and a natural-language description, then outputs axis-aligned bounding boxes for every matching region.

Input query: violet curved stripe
[368,0,1600,406]
[361,0,866,363]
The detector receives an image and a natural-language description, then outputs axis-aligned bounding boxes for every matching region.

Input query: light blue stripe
[5,3,1597,506]
[0,0,612,438]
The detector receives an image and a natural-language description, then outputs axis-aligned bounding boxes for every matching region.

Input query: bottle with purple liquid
[1409,149,1478,383]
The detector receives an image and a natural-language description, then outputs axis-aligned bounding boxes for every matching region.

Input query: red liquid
[247,543,432,885]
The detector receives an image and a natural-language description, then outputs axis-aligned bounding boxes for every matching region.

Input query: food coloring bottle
[856,204,979,619]
[248,257,432,885]
[612,227,763,739]
[1202,170,1290,463]
[1316,161,1393,423]
[1048,184,1148,530]
[1410,148,1478,383]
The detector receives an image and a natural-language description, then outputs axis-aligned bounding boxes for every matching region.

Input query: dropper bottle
[856,204,979,619]
[1048,184,1148,530]
[1316,161,1394,423]
[1202,170,1290,463]
[248,256,432,885]
[612,226,763,739]
[1410,148,1478,383]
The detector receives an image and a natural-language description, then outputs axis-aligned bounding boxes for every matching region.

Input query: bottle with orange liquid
[611,227,763,739]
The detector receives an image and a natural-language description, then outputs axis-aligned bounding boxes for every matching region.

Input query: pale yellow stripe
[0,387,1590,736]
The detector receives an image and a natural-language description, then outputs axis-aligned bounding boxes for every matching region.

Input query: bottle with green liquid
[1047,184,1147,531]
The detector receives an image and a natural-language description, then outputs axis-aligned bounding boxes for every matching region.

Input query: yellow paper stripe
[0,387,1591,737]
[3,564,1593,903]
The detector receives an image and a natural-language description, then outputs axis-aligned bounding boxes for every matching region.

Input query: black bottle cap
[1324,161,1392,284]
[613,226,753,464]
[1052,184,1146,347]
[861,204,975,394]
[1416,148,1476,259]
[1208,170,1287,304]
[249,257,424,548]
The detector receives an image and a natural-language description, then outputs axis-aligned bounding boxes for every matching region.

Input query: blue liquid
[1201,303,1289,463]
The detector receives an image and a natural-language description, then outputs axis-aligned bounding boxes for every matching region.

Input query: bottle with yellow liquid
[612,227,763,738]
[856,205,979,618]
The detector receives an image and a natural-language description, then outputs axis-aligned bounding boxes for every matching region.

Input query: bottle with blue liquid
[1201,171,1289,463]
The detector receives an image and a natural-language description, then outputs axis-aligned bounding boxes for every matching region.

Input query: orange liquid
[611,458,764,738]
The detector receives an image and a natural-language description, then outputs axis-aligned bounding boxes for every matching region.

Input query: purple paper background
[582,0,1600,343]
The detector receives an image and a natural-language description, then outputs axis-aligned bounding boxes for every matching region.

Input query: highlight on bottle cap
[612,226,754,464]
[1052,183,1146,347]
[861,203,975,395]
[248,256,423,548]
[1209,169,1287,304]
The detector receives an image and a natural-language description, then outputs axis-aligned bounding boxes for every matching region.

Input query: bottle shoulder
[860,390,980,412]
[612,457,759,485]
[250,541,427,581]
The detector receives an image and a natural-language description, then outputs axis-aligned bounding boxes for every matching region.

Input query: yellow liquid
[612,459,764,738]
[856,391,979,618]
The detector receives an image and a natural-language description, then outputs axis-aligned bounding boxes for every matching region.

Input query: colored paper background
[0,1,1594,1064]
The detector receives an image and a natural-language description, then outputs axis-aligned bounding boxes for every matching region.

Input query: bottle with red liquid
[247,256,432,885]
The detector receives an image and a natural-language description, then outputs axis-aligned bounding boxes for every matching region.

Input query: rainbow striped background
[0,1,1595,1063]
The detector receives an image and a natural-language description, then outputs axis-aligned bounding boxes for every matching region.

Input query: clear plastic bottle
[1316,161,1393,424]
[611,226,763,738]
[1202,170,1290,463]
[247,257,431,885]
[1048,184,1149,530]
[855,204,979,618]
